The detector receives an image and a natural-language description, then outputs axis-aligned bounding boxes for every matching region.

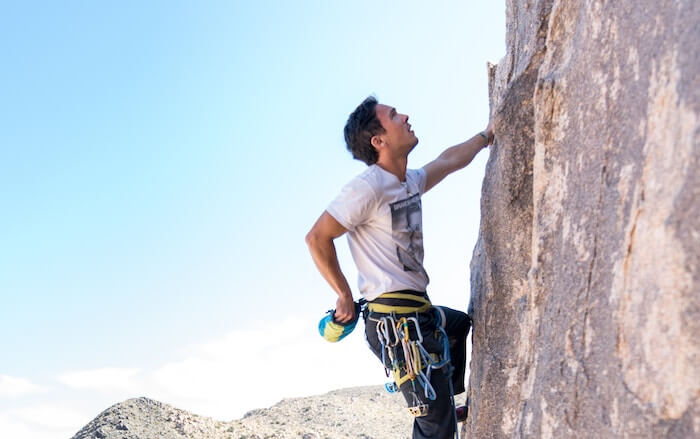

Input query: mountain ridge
[70,386,412,439]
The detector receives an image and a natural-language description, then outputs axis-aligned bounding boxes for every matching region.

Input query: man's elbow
[305,230,315,248]
[306,212,345,249]
[305,228,322,249]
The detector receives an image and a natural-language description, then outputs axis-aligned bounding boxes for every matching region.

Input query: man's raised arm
[422,121,494,192]
[305,211,356,322]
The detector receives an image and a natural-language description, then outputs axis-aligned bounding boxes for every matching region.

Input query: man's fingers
[334,307,356,322]
[485,119,495,144]
[333,300,356,323]
[334,312,352,323]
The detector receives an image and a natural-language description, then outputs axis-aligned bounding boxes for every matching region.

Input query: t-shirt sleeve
[326,177,376,232]
[413,167,427,194]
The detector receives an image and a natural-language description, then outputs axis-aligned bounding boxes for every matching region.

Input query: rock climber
[306,96,494,439]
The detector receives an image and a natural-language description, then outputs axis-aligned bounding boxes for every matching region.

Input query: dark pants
[365,306,470,439]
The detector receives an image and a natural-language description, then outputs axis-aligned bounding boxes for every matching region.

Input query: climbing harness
[319,291,465,438]
[373,306,461,439]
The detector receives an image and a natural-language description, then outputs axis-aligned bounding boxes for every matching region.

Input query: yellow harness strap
[367,292,432,314]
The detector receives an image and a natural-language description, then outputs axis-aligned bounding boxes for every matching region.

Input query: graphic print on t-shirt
[389,193,424,272]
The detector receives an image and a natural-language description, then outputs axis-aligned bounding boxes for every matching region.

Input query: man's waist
[366,290,432,315]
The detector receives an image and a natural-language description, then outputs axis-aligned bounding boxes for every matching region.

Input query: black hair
[343,96,384,165]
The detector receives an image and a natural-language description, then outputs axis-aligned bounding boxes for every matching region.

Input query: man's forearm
[439,132,490,172]
[305,211,356,322]
[423,130,491,191]
[306,235,353,300]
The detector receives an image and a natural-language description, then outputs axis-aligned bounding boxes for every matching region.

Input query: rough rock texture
[467,0,699,438]
[70,386,411,439]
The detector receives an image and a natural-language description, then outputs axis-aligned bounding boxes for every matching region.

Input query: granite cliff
[466,0,699,438]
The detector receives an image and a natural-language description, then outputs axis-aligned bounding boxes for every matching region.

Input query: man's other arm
[305,211,356,322]
[422,121,494,192]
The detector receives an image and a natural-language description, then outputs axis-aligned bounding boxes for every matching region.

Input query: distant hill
[70,386,412,439]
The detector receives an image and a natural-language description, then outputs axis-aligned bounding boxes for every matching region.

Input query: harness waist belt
[368,290,432,314]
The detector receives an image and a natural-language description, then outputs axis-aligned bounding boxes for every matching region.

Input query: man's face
[374,103,419,155]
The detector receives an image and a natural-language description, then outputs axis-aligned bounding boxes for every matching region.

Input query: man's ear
[370,134,384,151]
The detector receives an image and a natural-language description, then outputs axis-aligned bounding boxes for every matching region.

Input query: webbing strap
[368,302,432,314]
[368,291,432,314]
[394,367,413,387]
[393,343,422,387]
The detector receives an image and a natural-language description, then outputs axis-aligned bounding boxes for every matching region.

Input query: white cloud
[0,404,91,439]
[0,375,46,397]
[0,414,39,439]
[10,403,89,430]
[148,316,386,419]
[57,367,141,393]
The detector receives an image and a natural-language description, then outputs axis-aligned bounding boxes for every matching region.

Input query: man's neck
[375,156,408,182]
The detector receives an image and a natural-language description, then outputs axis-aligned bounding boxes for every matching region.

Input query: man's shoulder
[406,168,427,193]
[327,166,382,227]
[334,166,380,201]
[344,166,424,194]
[406,167,426,181]
[342,165,382,191]
[356,164,385,184]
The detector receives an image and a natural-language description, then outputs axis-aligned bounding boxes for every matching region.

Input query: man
[306,96,493,439]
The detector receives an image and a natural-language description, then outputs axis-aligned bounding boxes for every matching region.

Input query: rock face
[71,386,411,439]
[467,1,699,438]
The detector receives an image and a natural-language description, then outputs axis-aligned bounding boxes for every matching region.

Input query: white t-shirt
[327,165,430,301]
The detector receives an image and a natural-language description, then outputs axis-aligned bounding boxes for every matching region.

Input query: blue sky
[0,2,505,437]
